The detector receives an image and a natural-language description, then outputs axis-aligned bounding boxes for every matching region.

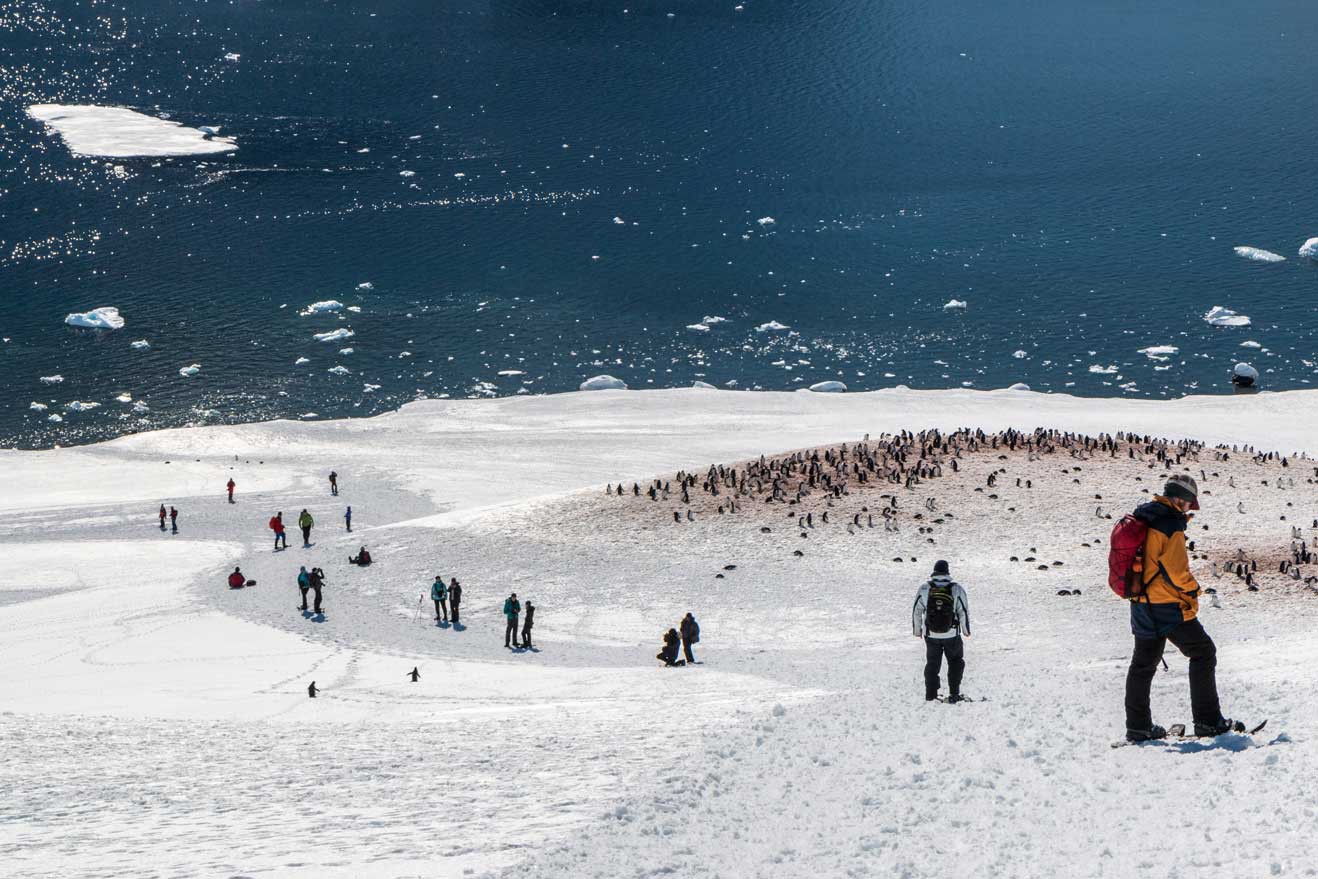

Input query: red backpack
[1108,514,1149,598]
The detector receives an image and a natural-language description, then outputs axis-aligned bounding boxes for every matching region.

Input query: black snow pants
[505,615,519,647]
[682,639,695,664]
[925,635,965,700]
[312,585,323,614]
[1125,617,1221,730]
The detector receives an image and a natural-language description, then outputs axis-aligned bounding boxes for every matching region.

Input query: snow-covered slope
[1,388,1314,878]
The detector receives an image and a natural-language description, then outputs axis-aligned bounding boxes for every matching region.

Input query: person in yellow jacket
[298,509,314,547]
[1124,474,1235,742]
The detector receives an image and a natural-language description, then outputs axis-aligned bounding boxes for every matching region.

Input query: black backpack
[925,580,957,634]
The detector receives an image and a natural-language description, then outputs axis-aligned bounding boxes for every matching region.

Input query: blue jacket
[431,579,447,601]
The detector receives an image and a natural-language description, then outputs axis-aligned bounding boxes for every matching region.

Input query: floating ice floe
[497,370,525,376]
[223,52,240,62]
[327,365,351,375]
[64,401,100,411]
[1234,362,1260,380]
[579,375,627,391]
[300,300,344,316]
[756,216,776,226]
[703,315,729,325]
[808,381,847,393]
[114,393,132,403]
[27,104,238,157]
[1240,340,1262,349]
[178,364,201,377]
[39,375,64,384]
[1089,364,1119,375]
[65,306,124,330]
[313,328,354,343]
[1137,345,1179,361]
[613,217,626,225]
[1233,246,1286,263]
[1299,238,1318,260]
[1007,383,1031,391]
[399,170,415,178]
[1012,350,1027,359]
[755,320,790,333]
[132,400,149,414]
[692,381,717,390]
[29,402,47,411]
[686,323,710,332]
[131,339,151,350]
[338,347,354,355]
[363,383,381,393]
[47,413,63,423]
[943,299,967,310]
[295,356,311,365]
[1204,306,1250,327]
[357,281,374,290]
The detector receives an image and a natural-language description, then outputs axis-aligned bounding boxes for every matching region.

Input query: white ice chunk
[1007,382,1031,391]
[29,402,47,411]
[399,170,415,178]
[1233,246,1286,263]
[299,300,344,316]
[613,216,626,225]
[692,381,718,389]
[114,393,132,403]
[686,323,710,332]
[39,375,64,384]
[702,315,729,325]
[338,347,354,355]
[47,413,63,423]
[497,370,525,376]
[807,381,847,393]
[1240,340,1262,349]
[1013,350,1027,359]
[295,357,311,365]
[357,281,374,290]
[1204,306,1250,327]
[756,216,776,226]
[1089,364,1119,375]
[1299,237,1318,260]
[132,400,149,414]
[943,299,967,310]
[313,328,354,343]
[64,401,100,411]
[131,339,151,350]
[327,365,351,375]
[1234,362,1259,379]
[28,104,237,157]
[755,320,790,333]
[579,374,627,391]
[1138,345,1179,360]
[178,364,201,377]
[65,306,124,330]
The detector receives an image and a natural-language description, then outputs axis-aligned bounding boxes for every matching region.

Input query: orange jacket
[1137,496,1199,622]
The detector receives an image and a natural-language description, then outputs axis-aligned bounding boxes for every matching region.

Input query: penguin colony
[602,428,1318,597]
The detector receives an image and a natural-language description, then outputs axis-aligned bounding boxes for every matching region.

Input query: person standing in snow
[1123,474,1235,742]
[344,505,352,533]
[270,512,288,550]
[226,478,236,503]
[307,681,318,698]
[158,504,167,531]
[169,506,179,534]
[298,509,314,547]
[432,575,449,623]
[297,566,311,611]
[680,612,700,664]
[504,592,521,648]
[449,578,462,625]
[309,567,325,614]
[521,601,535,648]
[329,471,339,496]
[912,560,970,702]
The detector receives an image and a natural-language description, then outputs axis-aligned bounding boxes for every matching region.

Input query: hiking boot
[1194,718,1241,738]
[1125,724,1168,743]
[946,694,967,704]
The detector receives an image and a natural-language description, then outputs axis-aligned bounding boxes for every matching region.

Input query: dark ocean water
[2,0,1317,448]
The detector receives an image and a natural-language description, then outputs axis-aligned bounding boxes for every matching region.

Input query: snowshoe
[1193,718,1244,738]
[1125,724,1169,743]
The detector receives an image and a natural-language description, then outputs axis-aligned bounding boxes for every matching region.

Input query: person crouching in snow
[657,628,682,666]
[228,567,245,589]
[912,560,970,702]
[1123,474,1236,742]
[349,546,372,566]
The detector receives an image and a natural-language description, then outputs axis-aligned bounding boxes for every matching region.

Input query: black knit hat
[933,560,950,575]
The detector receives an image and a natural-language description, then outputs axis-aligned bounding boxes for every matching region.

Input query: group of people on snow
[657,613,700,666]
[430,575,463,624]
[503,593,535,648]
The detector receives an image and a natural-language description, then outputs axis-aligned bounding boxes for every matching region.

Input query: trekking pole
[414,595,423,623]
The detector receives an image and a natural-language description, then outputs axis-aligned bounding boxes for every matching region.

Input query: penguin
[673,511,681,523]
[686,510,694,522]
[308,682,319,698]
[407,667,420,683]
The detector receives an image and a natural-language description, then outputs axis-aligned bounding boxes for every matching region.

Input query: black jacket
[680,616,699,643]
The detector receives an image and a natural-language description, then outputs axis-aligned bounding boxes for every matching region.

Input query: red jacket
[228,571,244,588]
[269,516,284,533]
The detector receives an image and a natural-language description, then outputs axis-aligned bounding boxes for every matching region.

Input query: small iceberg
[29,402,47,411]
[613,216,626,225]
[686,323,711,332]
[48,413,63,423]
[28,104,237,157]
[64,400,100,412]
[943,299,967,310]
[1089,364,1118,375]
[132,400,149,414]
[702,315,729,325]
[327,365,351,375]
[313,328,354,343]
[692,381,718,390]
[114,393,132,403]
[178,364,201,377]
[755,320,791,333]
[1204,306,1250,327]
[1299,238,1318,261]
[65,306,124,330]
[1240,340,1262,349]
[1137,345,1179,361]
[39,375,64,384]
[808,381,847,393]
[357,281,374,290]
[1233,246,1285,263]
[1012,350,1027,359]
[1006,382,1031,392]
[131,339,151,350]
[579,374,627,391]
[295,356,311,365]
[756,216,776,226]
[300,300,344,316]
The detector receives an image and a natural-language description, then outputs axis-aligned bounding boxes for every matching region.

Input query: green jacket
[431,579,447,601]
[503,597,520,618]
[298,512,314,528]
